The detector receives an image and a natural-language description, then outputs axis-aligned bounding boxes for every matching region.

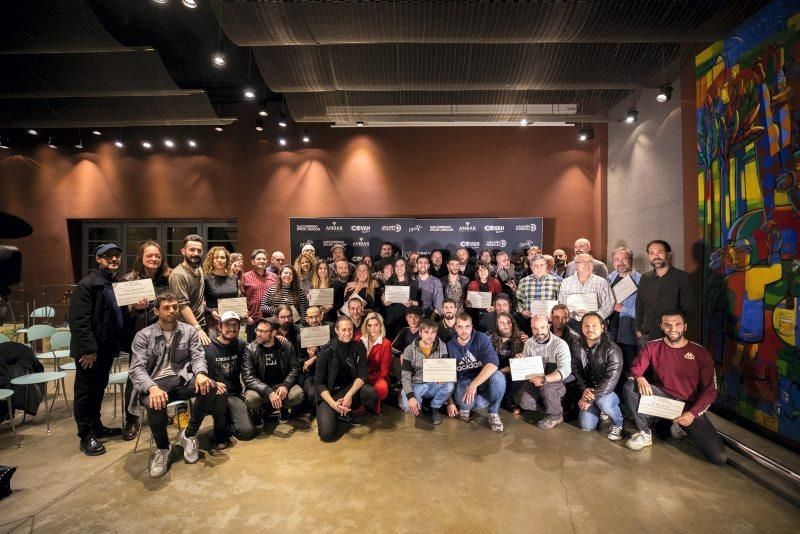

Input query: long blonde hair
[293,252,317,280]
[361,311,386,342]
[311,260,331,289]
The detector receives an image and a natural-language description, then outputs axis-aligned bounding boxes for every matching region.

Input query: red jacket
[629,339,718,417]
[467,278,502,297]
[364,337,392,384]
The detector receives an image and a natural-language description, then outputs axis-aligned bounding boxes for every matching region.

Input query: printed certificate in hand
[422,358,457,383]
[300,325,331,348]
[510,356,545,380]
[529,300,559,316]
[566,292,598,312]
[308,288,334,306]
[637,395,685,420]
[112,278,155,307]
[384,285,410,303]
[612,275,638,303]
[217,297,248,318]
[466,291,492,309]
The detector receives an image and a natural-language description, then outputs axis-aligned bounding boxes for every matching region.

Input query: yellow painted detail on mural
[743,160,762,210]
[745,264,781,299]
[773,304,797,346]
[712,58,725,82]
[696,41,722,67]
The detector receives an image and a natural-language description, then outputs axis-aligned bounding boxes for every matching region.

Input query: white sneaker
[458,409,471,422]
[599,412,609,421]
[670,422,687,440]
[150,447,170,478]
[180,429,199,464]
[625,430,653,451]
[488,413,504,432]
[607,425,624,441]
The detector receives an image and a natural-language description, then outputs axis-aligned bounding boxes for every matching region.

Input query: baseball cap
[95,243,122,256]
[301,244,316,254]
[220,311,241,323]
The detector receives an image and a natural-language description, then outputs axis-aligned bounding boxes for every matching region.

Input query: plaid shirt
[515,273,561,312]
[242,269,278,319]
[558,273,614,320]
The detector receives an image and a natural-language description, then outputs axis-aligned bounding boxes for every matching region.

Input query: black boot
[79,436,107,456]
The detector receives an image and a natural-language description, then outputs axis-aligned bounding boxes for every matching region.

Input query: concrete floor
[0,379,799,533]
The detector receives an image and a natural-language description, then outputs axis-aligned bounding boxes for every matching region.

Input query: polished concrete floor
[0,380,798,533]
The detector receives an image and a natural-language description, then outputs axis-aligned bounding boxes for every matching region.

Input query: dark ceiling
[0,0,771,148]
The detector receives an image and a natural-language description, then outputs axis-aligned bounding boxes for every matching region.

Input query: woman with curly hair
[261,265,309,321]
[293,252,316,296]
[203,246,241,333]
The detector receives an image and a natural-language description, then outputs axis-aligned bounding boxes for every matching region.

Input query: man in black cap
[69,243,126,455]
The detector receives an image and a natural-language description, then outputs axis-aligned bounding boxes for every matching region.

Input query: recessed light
[164,138,175,148]
[142,141,152,149]
[27,129,38,136]
[356,120,364,127]
[278,138,287,146]
[92,130,102,136]
[114,140,124,148]
[214,126,223,132]
[187,139,197,148]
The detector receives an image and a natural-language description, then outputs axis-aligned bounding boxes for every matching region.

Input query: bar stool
[133,399,192,471]
[0,389,21,447]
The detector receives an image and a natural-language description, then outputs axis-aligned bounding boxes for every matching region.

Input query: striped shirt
[515,273,561,313]
[260,284,308,320]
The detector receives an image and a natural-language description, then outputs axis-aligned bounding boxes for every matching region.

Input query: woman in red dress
[361,311,392,415]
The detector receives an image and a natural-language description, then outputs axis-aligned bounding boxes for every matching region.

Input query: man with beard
[558,253,614,329]
[437,298,459,342]
[415,255,444,318]
[329,245,356,279]
[429,250,447,279]
[607,247,641,375]
[494,252,518,296]
[573,313,624,441]
[375,241,396,264]
[69,243,126,455]
[455,247,475,280]
[242,249,278,342]
[623,312,726,465]
[346,296,366,338]
[635,240,695,344]
[552,249,568,278]
[477,293,524,336]
[490,312,526,414]
[298,305,335,406]
[516,254,561,323]
[275,304,301,353]
[267,250,286,274]
[516,315,572,430]
[565,238,608,278]
[442,257,469,312]
[168,234,210,346]
[204,311,253,445]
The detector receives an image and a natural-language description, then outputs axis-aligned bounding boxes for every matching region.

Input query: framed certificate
[300,325,331,348]
[308,288,334,306]
[112,279,156,307]
[510,357,545,380]
[218,297,248,317]
[422,358,457,383]
[637,395,685,420]
[466,291,492,309]
[384,285,410,303]
[612,275,638,303]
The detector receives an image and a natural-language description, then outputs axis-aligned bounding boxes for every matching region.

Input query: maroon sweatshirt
[629,339,718,417]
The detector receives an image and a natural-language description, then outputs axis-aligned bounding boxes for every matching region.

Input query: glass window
[207,225,237,252]
[124,225,159,271]
[85,224,120,276]
[166,224,201,269]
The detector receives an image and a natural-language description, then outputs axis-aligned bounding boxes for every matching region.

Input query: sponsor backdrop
[291,217,543,261]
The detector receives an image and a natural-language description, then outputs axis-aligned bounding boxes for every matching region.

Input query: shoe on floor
[608,425,624,441]
[94,425,123,439]
[599,412,609,421]
[337,412,363,427]
[121,420,139,441]
[79,436,106,456]
[215,438,235,451]
[458,409,471,422]
[536,416,563,430]
[431,409,443,425]
[278,408,290,424]
[180,429,199,464]
[670,422,687,440]
[251,409,264,427]
[488,413,504,432]
[150,447,170,478]
[626,430,653,451]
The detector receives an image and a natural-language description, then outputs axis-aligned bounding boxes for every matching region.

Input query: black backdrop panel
[290,217,543,262]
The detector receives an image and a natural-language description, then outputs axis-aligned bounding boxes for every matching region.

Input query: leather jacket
[571,335,623,396]
[241,339,299,397]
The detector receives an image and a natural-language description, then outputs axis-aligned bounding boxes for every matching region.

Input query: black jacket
[0,342,45,417]
[241,339,300,396]
[205,337,246,396]
[571,336,623,397]
[68,269,124,357]
[314,339,368,398]
[635,266,695,339]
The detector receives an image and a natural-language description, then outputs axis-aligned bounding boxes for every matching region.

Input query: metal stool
[0,389,20,447]
[133,399,192,471]
[108,372,128,420]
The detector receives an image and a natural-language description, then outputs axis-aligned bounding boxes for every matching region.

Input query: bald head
[573,238,591,255]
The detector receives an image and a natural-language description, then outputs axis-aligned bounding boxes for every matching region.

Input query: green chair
[26,325,58,371]
[10,371,70,433]
[0,333,10,343]
[108,371,128,420]
[134,399,192,472]
[0,389,21,447]
[42,331,71,372]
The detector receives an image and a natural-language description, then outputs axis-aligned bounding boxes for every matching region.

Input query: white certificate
[422,358,457,383]
[112,278,155,307]
[612,275,638,303]
[637,395,685,420]
[466,291,492,309]
[290,305,301,323]
[510,357,545,381]
[300,325,331,348]
[217,297,248,317]
[529,299,559,316]
[566,292,598,312]
[308,288,334,306]
[384,285,410,303]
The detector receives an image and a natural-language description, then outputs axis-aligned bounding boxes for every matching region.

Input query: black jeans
[141,375,222,450]
[73,351,116,439]
[623,380,727,465]
[316,383,377,442]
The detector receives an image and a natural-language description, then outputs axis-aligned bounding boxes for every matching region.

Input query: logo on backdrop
[460,241,480,248]
[459,221,477,232]
[381,224,402,233]
[408,224,422,232]
[352,237,370,248]
[350,224,371,233]
[296,224,321,232]
[485,240,507,248]
[429,224,454,232]
[518,240,536,248]
[484,225,505,233]
[515,224,538,232]
[326,221,344,231]
[323,240,346,247]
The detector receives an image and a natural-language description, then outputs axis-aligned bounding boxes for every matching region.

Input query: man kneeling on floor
[623,311,726,465]
[130,292,221,477]
[573,312,624,441]
[447,313,505,432]
[401,318,456,424]
[315,315,377,442]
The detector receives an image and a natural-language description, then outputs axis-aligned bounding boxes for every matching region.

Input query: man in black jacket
[573,312,624,441]
[314,315,377,442]
[69,243,126,456]
[242,317,303,425]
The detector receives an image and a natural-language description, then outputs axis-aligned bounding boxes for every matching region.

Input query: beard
[186,255,202,267]
[533,332,550,344]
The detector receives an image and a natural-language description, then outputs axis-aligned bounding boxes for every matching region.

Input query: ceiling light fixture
[244,88,256,100]
[278,113,287,128]
[278,138,287,147]
[153,0,168,4]
[27,129,38,136]
[114,140,124,148]
[625,107,639,124]
[187,139,198,148]
[142,141,152,149]
[182,0,198,8]
[356,120,364,127]
[212,49,226,67]
[164,138,175,148]
[258,99,269,117]
[520,118,529,126]
[214,126,223,132]
[656,83,673,103]
[255,117,264,131]
[48,136,57,149]
[578,127,594,142]
[0,138,9,149]
[302,130,310,143]
[92,130,102,136]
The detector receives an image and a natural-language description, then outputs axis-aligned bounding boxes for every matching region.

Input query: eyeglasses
[255,328,273,334]
[100,253,121,259]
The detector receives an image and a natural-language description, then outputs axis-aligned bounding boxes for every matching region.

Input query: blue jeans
[454,371,506,415]
[578,392,623,430]
[414,382,455,409]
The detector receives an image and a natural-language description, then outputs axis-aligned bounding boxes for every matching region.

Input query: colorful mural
[697,0,800,448]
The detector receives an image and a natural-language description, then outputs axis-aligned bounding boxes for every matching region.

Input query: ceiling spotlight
[255,117,264,131]
[27,129,38,136]
[0,138,9,149]
[92,130,102,136]
[187,139,197,148]
[153,0,169,4]
[657,83,673,103]
[258,99,269,116]
[182,0,198,8]
[164,138,175,148]
[114,140,124,148]
[142,141,152,149]
[212,49,226,68]
[578,127,594,142]
[75,140,84,149]
[302,130,310,143]
[625,107,639,124]
[356,120,364,127]
[520,118,529,126]
[48,136,57,149]
[243,88,256,100]
[214,126,223,132]
[278,113,287,128]
[278,138,287,147]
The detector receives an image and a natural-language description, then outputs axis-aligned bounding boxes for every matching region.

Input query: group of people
[67,233,726,478]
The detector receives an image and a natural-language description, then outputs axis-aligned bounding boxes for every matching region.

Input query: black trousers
[73,351,116,439]
[316,383,377,442]
[141,375,222,450]
[623,380,727,465]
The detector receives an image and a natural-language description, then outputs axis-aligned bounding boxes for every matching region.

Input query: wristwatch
[194,324,202,331]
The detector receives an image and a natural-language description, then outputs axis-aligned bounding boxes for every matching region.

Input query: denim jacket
[607,270,640,345]
[129,321,207,394]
